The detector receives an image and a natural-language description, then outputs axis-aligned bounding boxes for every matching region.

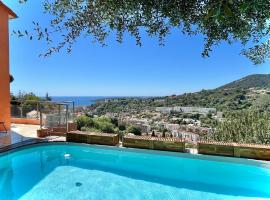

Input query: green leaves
[75,115,118,133]
[224,4,233,17]
[16,0,270,63]
[207,110,270,144]
[242,40,270,65]
[10,75,14,83]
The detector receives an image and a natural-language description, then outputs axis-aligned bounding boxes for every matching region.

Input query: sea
[51,96,112,107]
[51,96,150,107]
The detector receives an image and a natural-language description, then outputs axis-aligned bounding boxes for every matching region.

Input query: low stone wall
[234,144,270,161]
[123,136,185,152]
[198,141,270,160]
[37,123,78,138]
[67,131,119,146]
[68,122,77,131]
[37,128,49,138]
[11,118,40,125]
[198,141,235,157]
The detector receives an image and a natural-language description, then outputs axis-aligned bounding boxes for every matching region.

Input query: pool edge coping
[1,139,270,169]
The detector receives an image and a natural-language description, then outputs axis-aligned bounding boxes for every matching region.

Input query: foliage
[162,128,168,137]
[13,91,42,102]
[75,115,118,133]
[151,131,156,137]
[127,125,142,136]
[11,92,44,117]
[80,127,99,132]
[91,88,250,115]
[118,123,126,131]
[75,115,94,130]
[251,94,270,112]
[90,74,270,115]
[219,74,270,90]
[10,75,14,83]
[45,92,52,101]
[205,110,270,144]
[93,117,116,133]
[199,115,218,128]
[17,0,270,64]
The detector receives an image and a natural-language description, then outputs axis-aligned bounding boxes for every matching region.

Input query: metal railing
[11,100,74,130]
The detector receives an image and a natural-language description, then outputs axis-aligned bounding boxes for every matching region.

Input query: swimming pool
[0,143,270,200]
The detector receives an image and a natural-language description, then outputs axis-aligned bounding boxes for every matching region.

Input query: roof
[0,1,18,19]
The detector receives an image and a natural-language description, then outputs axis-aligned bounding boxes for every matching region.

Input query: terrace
[0,99,77,150]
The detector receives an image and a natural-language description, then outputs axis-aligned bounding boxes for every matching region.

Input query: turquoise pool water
[0,143,270,200]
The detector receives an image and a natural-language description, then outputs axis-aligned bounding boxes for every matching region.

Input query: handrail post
[40,107,43,130]
[72,101,75,121]
[66,104,69,132]
[36,102,39,120]
[20,102,23,118]
[58,104,61,126]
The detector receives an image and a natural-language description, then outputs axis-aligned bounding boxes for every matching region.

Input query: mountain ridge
[91,74,270,114]
[217,74,270,91]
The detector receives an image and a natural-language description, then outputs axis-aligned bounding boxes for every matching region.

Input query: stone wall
[123,136,185,152]
[198,141,235,157]
[67,131,119,146]
[234,144,270,160]
[68,122,77,131]
[37,128,48,138]
[198,141,270,160]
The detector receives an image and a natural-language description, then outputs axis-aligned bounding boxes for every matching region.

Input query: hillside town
[76,104,224,142]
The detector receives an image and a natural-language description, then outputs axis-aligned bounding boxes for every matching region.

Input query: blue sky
[4,1,270,97]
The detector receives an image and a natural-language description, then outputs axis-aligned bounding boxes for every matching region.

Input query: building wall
[0,7,11,130]
[156,106,216,114]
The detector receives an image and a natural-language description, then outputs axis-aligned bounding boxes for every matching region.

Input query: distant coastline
[51,96,152,107]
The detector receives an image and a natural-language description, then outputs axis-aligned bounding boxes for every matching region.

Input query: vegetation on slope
[75,115,142,135]
[76,116,119,133]
[205,110,270,144]
[89,74,270,115]
[218,74,270,90]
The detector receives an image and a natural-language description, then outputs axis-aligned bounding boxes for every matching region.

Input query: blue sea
[51,96,150,107]
[51,96,111,107]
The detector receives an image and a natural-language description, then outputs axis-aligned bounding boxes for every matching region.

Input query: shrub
[98,122,115,133]
[118,123,126,131]
[151,130,156,137]
[75,116,94,130]
[77,115,117,133]
[127,126,142,136]
[81,127,99,132]
[205,110,270,144]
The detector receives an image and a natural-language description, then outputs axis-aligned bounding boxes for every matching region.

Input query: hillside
[218,74,270,90]
[90,74,270,114]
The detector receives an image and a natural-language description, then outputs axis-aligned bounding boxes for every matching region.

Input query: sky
[4,0,270,97]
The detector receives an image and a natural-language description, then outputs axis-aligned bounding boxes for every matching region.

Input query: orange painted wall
[11,118,41,125]
[0,6,11,131]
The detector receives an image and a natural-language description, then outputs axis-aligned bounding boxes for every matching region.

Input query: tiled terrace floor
[0,124,65,149]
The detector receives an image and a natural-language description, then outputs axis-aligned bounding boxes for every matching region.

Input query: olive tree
[205,110,270,144]
[16,0,270,64]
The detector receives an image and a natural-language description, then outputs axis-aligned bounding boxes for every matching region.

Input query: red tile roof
[124,135,184,142]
